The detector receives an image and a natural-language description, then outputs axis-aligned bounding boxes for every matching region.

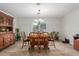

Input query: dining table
[27,32,50,49]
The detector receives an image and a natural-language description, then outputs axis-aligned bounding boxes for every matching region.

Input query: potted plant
[15,28,21,41]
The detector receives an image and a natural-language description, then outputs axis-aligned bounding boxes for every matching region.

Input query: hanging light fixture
[35,3,44,23]
[33,3,46,32]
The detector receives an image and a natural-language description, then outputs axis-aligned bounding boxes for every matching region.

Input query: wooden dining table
[27,32,50,49]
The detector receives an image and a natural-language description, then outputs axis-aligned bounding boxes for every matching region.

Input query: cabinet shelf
[0,25,13,27]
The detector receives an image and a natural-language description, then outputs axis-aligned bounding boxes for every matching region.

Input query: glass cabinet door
[9,18,13,26]
[6,16,13,26]
[0,16,4,26]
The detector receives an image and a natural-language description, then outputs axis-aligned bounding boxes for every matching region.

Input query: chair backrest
[29,32,39,45]
[43,32,49,37]
[50,32,56,40]
[29,32,49,45]
[29,32,38,38]
[20,32,26,40]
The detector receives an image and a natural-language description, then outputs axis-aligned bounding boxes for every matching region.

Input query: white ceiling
[0,3,79,18]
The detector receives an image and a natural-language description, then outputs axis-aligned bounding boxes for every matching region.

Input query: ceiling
[0,3,79,18]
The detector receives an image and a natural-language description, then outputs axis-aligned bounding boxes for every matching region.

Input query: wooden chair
[40,32,49,49]
[48,32,56,48]
[29,32,39,49]
[21,32,30,48]
[38,32,45,48]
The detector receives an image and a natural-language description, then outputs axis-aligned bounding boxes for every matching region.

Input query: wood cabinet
[0,11,15,50]
[73,36,79,50]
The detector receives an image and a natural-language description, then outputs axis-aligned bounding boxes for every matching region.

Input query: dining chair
[21,32,30,48]
[29,32,39,49]
[39,32,49,49]
[48,32,56,48]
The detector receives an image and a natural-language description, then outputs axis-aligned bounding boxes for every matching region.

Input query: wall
[61,8,79,45]
[16,17,60,35]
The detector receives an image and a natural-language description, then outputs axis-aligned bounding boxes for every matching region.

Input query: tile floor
[0,41,79,56]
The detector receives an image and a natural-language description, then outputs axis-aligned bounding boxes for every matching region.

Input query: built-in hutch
[0,11,15,50]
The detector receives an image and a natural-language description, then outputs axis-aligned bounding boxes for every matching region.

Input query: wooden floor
[0,40,79,56]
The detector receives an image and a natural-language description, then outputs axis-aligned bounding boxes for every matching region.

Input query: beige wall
[16,17,60,35]
[61,8,79,45]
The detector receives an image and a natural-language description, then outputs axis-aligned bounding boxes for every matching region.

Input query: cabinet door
[74,40,79,50]
[9,33,15,44]
[0,16,4,26]
[6,16,13,26]
[0,37,4,49]
[10,18,13,26]
[4,34,10,47]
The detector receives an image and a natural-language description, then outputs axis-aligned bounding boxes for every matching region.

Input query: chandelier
[32,3,46,32]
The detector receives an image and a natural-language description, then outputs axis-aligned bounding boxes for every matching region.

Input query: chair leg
[22,41,30,48]
[22,42,24,48]
[53,41,56,48]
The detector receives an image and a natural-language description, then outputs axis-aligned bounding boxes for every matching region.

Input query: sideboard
[0,11,15,50]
